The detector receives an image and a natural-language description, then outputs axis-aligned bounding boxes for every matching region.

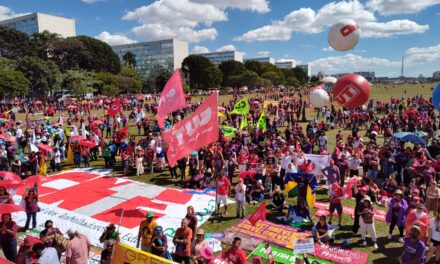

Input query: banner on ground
[313,243,368,264]
[253,243,335,264]
[222,229,263,251]
[12,169,215,251]
[112,242,176,264]
[314,202,386,221]
[163,92,219,167]
[231,218,310,249]
[292,153,330,176]
[157,69,187,128]
[230,97,249,115]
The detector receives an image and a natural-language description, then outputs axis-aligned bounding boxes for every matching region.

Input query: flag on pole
[239,115,247,130]
[248,200,266,225]
[284,173,318,209]
[39,153,47,175]
[221,126,237,138]
[230,97,249,115]
[67,144,74,165]
[117,127,129,141]
[257,111,267,132]
[108,99,122,117]
[157,69,187,128]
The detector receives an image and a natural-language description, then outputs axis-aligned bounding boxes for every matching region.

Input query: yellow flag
[39,154,47,175]
[239,114,247,130]
[257,111,267,132]
[230,97,249,115]
[67,144,74,165]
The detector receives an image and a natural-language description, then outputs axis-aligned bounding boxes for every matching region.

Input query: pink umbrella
[37,144,53,153]
[0,204,24,214]
[70,135,85,142]
[0,171,19,180]
[66,105,77,110]
[79,140,95,148]
[93,120,103,125]
[0,179,23,189]
[23,175,49,186]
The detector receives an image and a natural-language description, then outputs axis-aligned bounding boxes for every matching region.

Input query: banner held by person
[162,92,219,167]
[157,69,187,128]
[108,98,121,117]
[112,241,176,264]
[293,237,315,254]
[230,97,249,115]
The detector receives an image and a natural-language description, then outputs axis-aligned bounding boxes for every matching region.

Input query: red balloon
[333,74,370,108]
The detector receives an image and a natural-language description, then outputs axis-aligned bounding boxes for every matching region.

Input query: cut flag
[257,111,267,132]
[116,127,128,140]
[108,99,122,117]
[248,200,266,225]
[157,69,187,128]
[284,173,318,209]
[162,92,218,167]
[230,97,249,115]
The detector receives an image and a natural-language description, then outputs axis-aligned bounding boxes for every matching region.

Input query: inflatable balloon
[333,74,370,109]
[328,19,361,51]
[310,89,330,108]
[433,83,440,112]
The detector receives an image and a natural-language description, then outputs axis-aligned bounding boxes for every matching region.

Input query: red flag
[295,143,301,152]
[157,69,186,128]
[116,127,128,141]
[108,99,121,117]
[162,92,218,167]
[248,200,266,225]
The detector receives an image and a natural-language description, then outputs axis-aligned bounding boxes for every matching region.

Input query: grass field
[22,83,437,263]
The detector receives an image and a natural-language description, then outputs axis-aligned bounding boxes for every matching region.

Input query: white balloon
[322,76,337,84]
[328,19,361,51]
[310,89,330,108]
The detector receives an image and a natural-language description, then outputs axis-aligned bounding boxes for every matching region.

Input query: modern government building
[0,12,76,37]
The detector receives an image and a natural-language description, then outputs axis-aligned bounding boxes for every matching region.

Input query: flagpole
[117,208,125,233]
[245,244,259,260]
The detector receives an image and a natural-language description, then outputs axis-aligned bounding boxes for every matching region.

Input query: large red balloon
[333,74,370,108]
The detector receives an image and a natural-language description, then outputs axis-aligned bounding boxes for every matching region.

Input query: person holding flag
[230,97,249,115]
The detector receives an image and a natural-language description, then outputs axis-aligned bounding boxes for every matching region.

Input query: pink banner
[162,92,219,167]
[313,243,368,264]
[314,202,386,221]
[157,69,187,128]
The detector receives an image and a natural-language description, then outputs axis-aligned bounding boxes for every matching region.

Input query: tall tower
[400,54,404,79]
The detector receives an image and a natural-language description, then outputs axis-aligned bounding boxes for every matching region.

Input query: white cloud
[258,51,270,56]
[191,45,210,54]
[309,53,399,74]
[366,0,440,15]
[191,0,270,13]
[234,0,428,42]
[81,0,105,4]
[95,31,137,46]
[0,5,30,20]
[362,20,429,38]
[322,46,334,51]
[216,45,236,52]
[405,44,440,64]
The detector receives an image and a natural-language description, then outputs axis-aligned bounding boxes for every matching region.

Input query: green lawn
[22,83,437,263]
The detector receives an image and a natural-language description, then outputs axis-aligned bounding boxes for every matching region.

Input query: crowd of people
[0,87,439,263]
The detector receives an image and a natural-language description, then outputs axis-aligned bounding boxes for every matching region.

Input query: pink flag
[157,69,186,128]
[248,200,266,225]
[162,92,218,167]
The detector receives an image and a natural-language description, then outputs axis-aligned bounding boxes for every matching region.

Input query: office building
[0,13,76,37]
[112,39,188,77]
[244,57,275,65]
[296,64,312,78]
[433,71,440,81]
[354,71,376,81]
[275,61,296,69]
[198,51,244,65]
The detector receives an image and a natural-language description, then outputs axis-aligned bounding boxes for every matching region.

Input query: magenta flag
[157,69,186,128]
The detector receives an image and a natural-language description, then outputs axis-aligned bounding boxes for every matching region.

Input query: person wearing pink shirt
[65,228,91,264]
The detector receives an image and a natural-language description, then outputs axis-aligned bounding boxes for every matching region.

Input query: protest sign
[253,243,335,264]
[313,243,368,264]
[292,153,330,176]
[112,242,176,264]
[293,237,315,254]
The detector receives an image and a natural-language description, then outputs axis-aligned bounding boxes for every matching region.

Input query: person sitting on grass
[270,185,286,212]
[249,180,265,205]
[284,201,314,224]
[312,215,332,244]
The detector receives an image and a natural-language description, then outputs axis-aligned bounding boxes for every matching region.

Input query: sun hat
[361,196,371,203]
[200,246,214,260]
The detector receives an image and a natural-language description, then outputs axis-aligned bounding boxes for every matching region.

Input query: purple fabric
[323,166,340,185]
[386,198,408,227]
[402,237,425,264]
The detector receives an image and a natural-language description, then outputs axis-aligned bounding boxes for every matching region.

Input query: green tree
[30,30,60,60]
[229,71,260,88]
[182,55,222,90]
[0,68,30,98]
[75,36,121,73]
[310,75,320,83]
[218,60,246,87]
[261,71,285,86]
[142,76,156,93]
[63,70,98,97]
[50,37,88,71]
[286,76,300,88]
[0,56,17,70]
[102,83,119,97]
[244,60,264,76]
[16,56,61,97]
[122,51,136,68]
[117,66,143,93]
[0,26,35,59]
[94,71,118,94]
[155,71,172,92]
[292,67,309,84]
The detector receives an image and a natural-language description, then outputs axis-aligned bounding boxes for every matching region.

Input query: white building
[296,64,312,78]
[0,13,76,37]
[112,39,188,77]
[275,61,296,69]
[433,71,440,81]
[198,51,244,65]
[244,57,275,65]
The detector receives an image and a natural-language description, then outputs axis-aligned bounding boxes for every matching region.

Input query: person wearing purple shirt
[0,213,18,262]
[386,190,408,242]
[321,159,340,185]
[400,226,426,264]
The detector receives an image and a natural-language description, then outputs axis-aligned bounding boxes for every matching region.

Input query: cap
[200,246,214,260]
[394,190,403,196]
[196,228,205,235]
[67,227,77,235]
[23,236,42,247]
[147,211,154,218]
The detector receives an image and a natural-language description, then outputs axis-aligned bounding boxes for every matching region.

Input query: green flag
[239,114,247,130]
[221,126,237,138]
[257,111,267,132]
[230,97,249,115]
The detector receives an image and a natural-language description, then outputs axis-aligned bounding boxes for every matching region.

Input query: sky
[1,0,440,77]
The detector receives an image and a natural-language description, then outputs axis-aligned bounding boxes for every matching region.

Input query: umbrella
[392,132,426,145]
[35,101,42,104]
[79,140,95,148]
[70,135,85,142]
[37,144,53,153]
[0,204,24,214]
[0,178,23,189]
[0,171,19,180]
[23,175,49,185]
[93,119,103,125]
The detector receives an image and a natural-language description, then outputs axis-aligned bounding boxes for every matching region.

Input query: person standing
[136,212,158,253]
[426,214,440,264]
[0,213,17,262]
[405,204,429,242]
[33,242,60,264]
[136,146,145,176]
[81,146,90,168]
[173,218,192,264]
[222,237,247,264]
[99,240,114,264]
[358,196,378,249]
[185,206,198,241]
[399,226,426,264]
[386,190,408,242]
[151,226,168,259]
[216,173,231,217]
[65,228,90,264]
[328,183,344,228]
[322,159,340,186]
[235,178,246,218]
[23,188,39,231]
